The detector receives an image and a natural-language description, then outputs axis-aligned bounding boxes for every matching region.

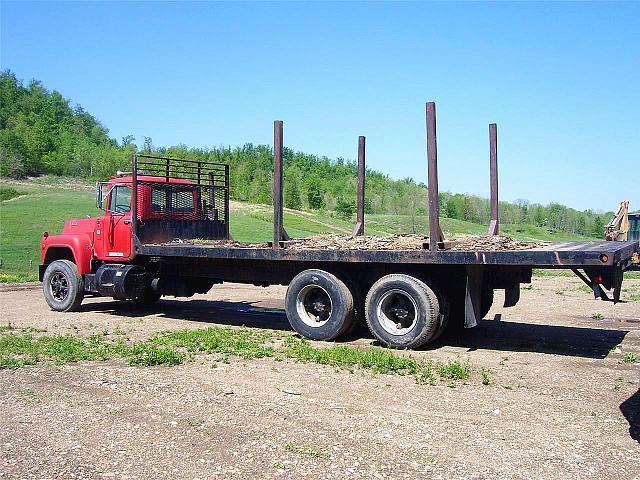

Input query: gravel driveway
[1,276,639,479]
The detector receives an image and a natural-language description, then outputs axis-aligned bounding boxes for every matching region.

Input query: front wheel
[42,260,84,312]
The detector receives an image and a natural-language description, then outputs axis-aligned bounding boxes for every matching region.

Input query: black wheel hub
[50,272,69,302]
[304,290,331,322]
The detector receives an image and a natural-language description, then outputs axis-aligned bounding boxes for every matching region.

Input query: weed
[622,286,640,302]
[621,353,638,364]
[187,419,205,428]
[415,363,436,385]
[273,462,286,470]
[284,442,326,458]
[613,377,624,391]
[17,387,35,397]
[591,313,604,320]
[20,327,46,333]
[0,325,489,386]
[283,336,419,376]
[151,327,275,359]
[481,368,491,386]
[437,359,470,381]
[0,325,14,332]
[127,344,185,367]
[522,284,533,290]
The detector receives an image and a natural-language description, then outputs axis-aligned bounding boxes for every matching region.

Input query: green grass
[621,352,638,364]
[532,268,640,280]
[0,272,39,283]
[0,185,26,202]
[0,179,100,277]
[0,325,481,386]
[0,333,128,369]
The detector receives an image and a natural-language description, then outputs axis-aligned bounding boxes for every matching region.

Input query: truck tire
[336,273,366,336]
[365,274,440,349]
[42,260,84,312]
[285,269,355,341]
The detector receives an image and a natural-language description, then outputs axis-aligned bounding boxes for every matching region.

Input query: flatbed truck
[39,107,640,349]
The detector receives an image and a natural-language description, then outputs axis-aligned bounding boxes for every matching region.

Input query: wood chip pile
[286,234,427,251]
[448,235,548,251]
[184,234,548,251]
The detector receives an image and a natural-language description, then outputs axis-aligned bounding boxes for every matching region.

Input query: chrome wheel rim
[377,289,418,336]
[49,271,70,302]
[296,285,332,327]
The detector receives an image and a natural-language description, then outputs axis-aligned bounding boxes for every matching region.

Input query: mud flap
[464,265,483,329]
[504,285,520,308]
[612,267,623,303]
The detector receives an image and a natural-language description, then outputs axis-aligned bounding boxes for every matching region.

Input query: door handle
[124,219,131,225]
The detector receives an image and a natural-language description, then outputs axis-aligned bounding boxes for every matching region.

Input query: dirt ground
[1,276,639,480]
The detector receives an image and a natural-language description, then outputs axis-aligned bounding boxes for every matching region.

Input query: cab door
[99,184,133,260]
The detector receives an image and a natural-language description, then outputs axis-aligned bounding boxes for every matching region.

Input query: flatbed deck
[138,240,639,268]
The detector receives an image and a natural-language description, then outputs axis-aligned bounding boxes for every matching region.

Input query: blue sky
[1,1,638,211]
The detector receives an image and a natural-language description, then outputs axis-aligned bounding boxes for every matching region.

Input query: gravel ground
[1,276,639,479]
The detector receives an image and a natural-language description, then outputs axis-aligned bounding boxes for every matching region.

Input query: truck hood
[62,217,97,237]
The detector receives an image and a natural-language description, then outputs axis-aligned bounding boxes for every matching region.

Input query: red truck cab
[40,175,203,277]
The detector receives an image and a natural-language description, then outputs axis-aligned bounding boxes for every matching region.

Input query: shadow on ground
[620,388,640,443]
[439,314,629,359]
[80,297,292,331]
[82,298,628,359]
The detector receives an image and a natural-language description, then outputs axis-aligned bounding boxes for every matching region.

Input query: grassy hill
[0,178,600,282]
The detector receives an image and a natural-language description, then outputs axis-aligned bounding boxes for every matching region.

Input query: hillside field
[0,178,601,283]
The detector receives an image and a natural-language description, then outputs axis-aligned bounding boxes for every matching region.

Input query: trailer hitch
[571,267,623,303]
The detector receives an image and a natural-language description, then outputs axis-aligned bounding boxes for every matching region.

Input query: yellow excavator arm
[605,200,630,241]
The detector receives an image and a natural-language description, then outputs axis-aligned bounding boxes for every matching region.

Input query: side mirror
[96,182,112,210]
[96,182,103,209]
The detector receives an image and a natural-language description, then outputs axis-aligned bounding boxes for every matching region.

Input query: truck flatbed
[138,240,639,268]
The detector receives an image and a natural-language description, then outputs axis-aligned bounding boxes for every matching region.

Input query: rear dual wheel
[365,274,441,349]
[285,271,447,349]
[285,269,355,341]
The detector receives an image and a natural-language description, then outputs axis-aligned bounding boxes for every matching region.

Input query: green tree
[592,215,604,237]
[284,171,302,210]
[335,197,355,220]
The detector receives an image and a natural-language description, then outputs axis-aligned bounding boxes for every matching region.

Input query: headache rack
[131,154,230,245]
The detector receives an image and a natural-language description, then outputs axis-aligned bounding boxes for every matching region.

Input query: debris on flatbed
[175,238,270,248]
[287,234,547,251]
[182,234,548,251]
[286,234,427,251]
[447,235,549,251]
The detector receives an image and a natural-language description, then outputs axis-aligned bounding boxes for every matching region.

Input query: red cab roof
[108,175,195,185]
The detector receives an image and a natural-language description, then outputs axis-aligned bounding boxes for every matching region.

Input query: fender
[41,233,94,275]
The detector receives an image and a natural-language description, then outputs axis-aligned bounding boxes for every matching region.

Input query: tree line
[0,70,611,237]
